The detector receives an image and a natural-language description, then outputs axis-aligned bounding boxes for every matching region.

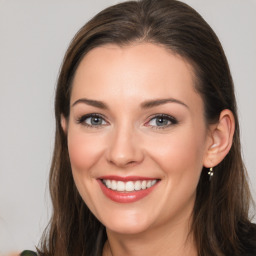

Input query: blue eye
[78,114,107,127]
[147,114,177,128]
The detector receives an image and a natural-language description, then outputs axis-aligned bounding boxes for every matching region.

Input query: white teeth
[106,180,111,188]
[102,179,158,192]
[117,181,125,191]
[146,180,152,188]
[125,181,134,191]
[111,180,117,190]
[141,180,147,189]
[134,180,141,191]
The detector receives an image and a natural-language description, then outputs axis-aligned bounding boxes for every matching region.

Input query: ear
[203,109,235,168]
[61,114,68,134]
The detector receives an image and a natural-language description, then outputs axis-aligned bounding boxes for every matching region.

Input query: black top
[20,251,37,256]
[239,222,256,256]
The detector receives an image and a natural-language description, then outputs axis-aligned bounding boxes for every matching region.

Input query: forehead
[71,43,202,111]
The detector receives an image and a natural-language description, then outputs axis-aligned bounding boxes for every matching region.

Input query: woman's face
[65,43,212,235]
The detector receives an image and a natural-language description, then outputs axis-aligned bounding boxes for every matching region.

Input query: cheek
[67,130,104,172]
[147,127,206,178]
[67,130,105,213]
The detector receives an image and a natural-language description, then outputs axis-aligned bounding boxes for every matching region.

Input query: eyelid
[76,113,109,127]
[76,113,178,129]
[145,114,178,129]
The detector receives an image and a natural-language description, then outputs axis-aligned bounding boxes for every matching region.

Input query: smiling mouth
[101,179,159,192]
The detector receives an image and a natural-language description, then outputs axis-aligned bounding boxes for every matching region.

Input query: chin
[101,210,154,235]
[106,221,150,235]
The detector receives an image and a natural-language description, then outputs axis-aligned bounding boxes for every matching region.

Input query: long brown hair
[39,0,255,255]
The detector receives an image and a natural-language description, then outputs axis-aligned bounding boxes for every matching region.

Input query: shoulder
[239,222,256,256]
[20,250,37,256]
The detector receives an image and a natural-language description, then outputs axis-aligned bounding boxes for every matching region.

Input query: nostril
[106,137,144,167]
[127,160,137,166]
[107,159,134,167]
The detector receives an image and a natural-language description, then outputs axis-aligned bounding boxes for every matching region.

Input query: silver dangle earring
[208,167,214,181]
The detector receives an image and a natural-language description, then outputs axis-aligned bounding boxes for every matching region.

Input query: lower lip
[97,180,159,203]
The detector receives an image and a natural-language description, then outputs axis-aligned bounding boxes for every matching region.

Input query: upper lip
[98,175,159,182]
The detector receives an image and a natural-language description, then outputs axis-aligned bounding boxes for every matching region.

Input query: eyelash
[76,113,108,128]
[146,114,178,129]
[76,113,178,129]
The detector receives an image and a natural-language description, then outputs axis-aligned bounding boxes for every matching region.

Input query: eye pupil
[91,117,102,125]
[156,117,168,126]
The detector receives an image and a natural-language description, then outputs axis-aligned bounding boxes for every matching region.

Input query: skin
[62,43,235,256]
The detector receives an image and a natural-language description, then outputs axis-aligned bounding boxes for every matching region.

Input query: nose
[106,124,144,168]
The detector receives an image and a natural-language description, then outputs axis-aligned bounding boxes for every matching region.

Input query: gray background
[0,0,255,254]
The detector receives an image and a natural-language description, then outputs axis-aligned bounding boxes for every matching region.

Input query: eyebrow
[71,97,188,109]
[141,98,189,109]
[72,98,108,109]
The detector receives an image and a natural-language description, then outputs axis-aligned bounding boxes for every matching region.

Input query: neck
[103,216,197,256]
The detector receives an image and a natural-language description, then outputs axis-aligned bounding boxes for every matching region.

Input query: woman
[21,0,256,255]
